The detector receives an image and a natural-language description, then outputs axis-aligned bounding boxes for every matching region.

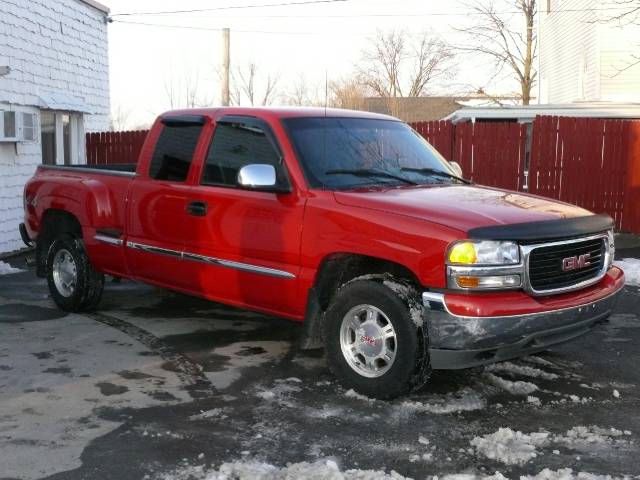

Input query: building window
[40,111,83,165]
[41,112,56,165]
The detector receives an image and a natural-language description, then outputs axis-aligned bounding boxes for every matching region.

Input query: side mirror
[449,161,463,178]
[237,164,277,189]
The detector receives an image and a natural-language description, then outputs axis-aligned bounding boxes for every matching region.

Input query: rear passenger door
[126,115,206,289]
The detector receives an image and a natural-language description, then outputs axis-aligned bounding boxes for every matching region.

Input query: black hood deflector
[468,214,614,243]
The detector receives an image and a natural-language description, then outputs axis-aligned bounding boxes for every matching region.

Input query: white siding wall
[598,23,640,102]
[0,0,109,254]
[539,0,640,104]
[539,0,600,103]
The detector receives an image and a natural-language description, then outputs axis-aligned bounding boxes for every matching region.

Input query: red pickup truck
[21,107,624,398]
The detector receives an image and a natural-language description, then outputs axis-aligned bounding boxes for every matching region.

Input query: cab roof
[160,106,400,122]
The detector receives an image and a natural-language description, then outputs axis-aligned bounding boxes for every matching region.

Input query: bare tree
[357,30,454,99]
[261,73,280,106]
[597,0,640,73]
[231,62,280,106]
[163,76,179,110]
[109,104,132,131]
[329,78,368,110]
[456,0,537,105]
[281,74,324,106]
[600,0,640,25]
[184,74,200,108]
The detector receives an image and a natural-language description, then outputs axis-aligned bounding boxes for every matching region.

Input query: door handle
[187,201,208,216]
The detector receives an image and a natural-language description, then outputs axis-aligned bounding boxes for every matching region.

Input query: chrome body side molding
[112,239,296,279]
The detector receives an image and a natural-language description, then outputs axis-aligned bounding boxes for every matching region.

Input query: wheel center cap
[359,323,383,356]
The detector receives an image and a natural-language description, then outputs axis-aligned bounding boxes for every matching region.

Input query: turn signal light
[455,275,521,289]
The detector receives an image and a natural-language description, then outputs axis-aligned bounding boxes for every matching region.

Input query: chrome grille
[527,237,606,292]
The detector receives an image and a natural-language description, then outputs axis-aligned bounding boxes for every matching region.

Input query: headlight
[607,229,615,268]
[446,240,522,290]
[447,240,520,265]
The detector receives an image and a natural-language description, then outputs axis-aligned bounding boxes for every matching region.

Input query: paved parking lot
[0,249,639,480]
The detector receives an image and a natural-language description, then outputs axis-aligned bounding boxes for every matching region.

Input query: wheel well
[314,253,421,310]
[36,209,82,277]
[299,253,422,350]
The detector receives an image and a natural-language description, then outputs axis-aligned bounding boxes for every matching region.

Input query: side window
[149,124,203,182]
[202,121,283,187]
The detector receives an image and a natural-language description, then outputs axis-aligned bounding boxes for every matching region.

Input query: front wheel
[324,279,431,399]
[46,235,104,312]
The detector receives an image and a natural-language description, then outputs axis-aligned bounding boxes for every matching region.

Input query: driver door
[181,116,306,317]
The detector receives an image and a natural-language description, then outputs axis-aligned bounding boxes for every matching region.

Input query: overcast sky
[106,0,515,128]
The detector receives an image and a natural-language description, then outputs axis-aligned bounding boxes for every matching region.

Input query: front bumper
[424,267,625,369]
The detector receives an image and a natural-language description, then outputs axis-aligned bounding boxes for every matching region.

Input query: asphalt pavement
[0,247,639,480]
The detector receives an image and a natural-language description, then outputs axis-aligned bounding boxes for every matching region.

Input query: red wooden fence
[452,121,527,191]
[87,118,640,233]
[411,117,640,233]
[412,120,454,160]
[528,116,640,233]
[86,130,148,165]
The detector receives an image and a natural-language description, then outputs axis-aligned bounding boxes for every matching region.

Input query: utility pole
[221,28,230,106]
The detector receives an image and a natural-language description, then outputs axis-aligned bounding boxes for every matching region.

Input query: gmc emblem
[562,253,591,272]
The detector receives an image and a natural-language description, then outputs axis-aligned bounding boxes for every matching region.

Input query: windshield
[283,117,463,190]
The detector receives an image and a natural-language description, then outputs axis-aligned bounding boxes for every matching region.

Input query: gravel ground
[0,247,638,480]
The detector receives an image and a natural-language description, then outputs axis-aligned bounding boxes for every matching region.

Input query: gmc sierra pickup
[21,107,625,399]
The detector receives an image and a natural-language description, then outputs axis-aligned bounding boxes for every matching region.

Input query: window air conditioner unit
[0,111,38,142]
[0,111,18,142]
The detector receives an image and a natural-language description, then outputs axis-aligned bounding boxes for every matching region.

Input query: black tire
[46,235,104,312]
[324,278,431,399]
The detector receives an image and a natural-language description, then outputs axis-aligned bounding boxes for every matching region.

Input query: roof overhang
[77,0,110,14]
[38,93,93,114]
[445,102,640,123]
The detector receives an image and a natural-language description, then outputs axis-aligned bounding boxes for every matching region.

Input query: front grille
[528,237,605,292]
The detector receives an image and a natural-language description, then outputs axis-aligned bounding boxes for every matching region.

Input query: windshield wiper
[325,168,418,185]
[400,167,471,184]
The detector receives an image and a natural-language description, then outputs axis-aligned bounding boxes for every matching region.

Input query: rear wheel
[324,279,430,399]
[46,235,104,312]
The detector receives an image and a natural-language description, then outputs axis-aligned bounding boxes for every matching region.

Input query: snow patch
[399,388,485,415]
[483,373,539,395]
[521,355,557,368]
[0,261,22,275]
[471,428,549,465]
[485,361,559,380]
[256,379,302,406]
[472,425,631,467]
[553,426,628,448]
[527,396,541,406]
[189,408,227,421]
[615,258,640,286]
[521,468,630,480]
[158,459,411,480]
[344,389,376,402]
[382,279,424,327]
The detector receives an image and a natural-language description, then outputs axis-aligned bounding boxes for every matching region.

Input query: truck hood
[333,185,593,233]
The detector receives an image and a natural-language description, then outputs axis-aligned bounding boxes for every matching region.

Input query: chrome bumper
[422,289,622,369]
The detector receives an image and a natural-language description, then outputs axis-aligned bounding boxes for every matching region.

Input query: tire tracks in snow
[87,311,216,398]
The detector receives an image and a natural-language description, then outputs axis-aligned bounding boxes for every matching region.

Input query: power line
[111,4,639,19]
[111,19,320,35]
[110,0,351,17]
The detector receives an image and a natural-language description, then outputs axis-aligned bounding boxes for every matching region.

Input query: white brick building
[0,0,110,254]
[538,0,640,104]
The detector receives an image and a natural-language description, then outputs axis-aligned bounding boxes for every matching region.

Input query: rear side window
[149,124,203,182]
[202,121,283,187]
